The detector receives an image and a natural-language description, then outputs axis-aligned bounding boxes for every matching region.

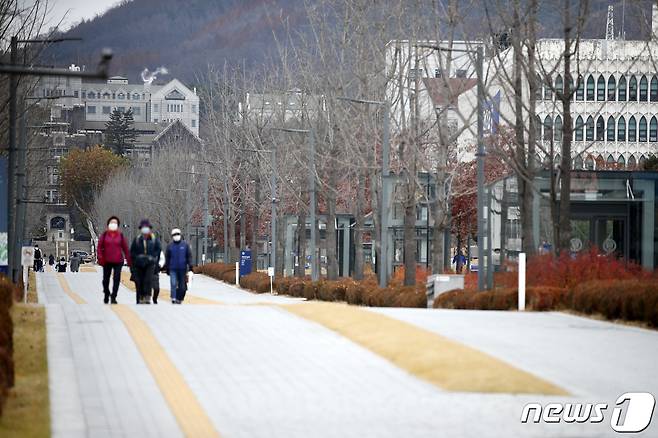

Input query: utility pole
[270,145,278,275]
[3,36,111,283]
[476,45,486,291]
[308,129,318,281]
[7,36,18,282]
[336,97,390,288]
[202,173,209,265]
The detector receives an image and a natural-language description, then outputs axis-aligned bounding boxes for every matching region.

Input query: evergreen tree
[104,108,138,156]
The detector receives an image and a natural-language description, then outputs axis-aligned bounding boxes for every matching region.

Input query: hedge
[433,286,567,311]
[0,275,16,416]
[196,263,426,308]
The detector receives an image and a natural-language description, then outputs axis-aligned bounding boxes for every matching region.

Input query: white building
[34,73,200,136]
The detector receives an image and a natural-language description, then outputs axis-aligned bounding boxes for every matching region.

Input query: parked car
[72,250,93,264]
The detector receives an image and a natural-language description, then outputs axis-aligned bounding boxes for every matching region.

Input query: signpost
[21,246,34,302]
[239,250,252,277]
[267,266,275,295]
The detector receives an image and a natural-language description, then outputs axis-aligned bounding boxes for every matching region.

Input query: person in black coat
[56,257,67,272]
[129,219,162,304]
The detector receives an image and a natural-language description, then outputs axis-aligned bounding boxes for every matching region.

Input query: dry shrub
[389,265,430,286]
[0,275,17,415]
[570,280,658,327]
[433,286,567,312]
[193,263,235,280]
[239,272,271,293]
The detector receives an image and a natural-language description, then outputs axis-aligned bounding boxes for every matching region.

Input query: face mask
[172,235,181,242]
[141,226,151,235]
[108,222,118,231]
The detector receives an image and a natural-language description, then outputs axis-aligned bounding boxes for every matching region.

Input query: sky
[44,0,122,30]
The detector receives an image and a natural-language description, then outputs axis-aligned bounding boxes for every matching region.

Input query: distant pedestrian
[164,228,193,304]
[130,219,162,305]
[48,254,55,266]
[150,232,165,305]
[70,252,81,272]
[97,216,132,304]
[56,256,67,273]
[33,244,43,272]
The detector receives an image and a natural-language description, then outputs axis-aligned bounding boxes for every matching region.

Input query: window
[596,116,605,141]
[617,116,626,141]
[576,75,584,100]
[597,75,605,101]
[628,116,637,141]
[535,115,542,139]
[586,75,595,101]
[102,106,111,114]
[118,93,125,100]
[133,93,140,100]
[650,116,657,141]
[607,154,615,165]
[456,69,467,78]
[434,68,442,78]
[639,116,647,141]
[628,155,637,168]
[132,107,141,115]
[191,119,197,127]
[543,115,553,141]
[554,115,562,141]
[544,80,552,100]
[82,91,87,99]
[586,116,594,141]
[154,104,159,112]
[651,76,658,101]
[574,116,584,141]
[640,75,648,101]
[585,155,595,170]
[607,116,615,141]
[607,76,616,100]
[87,105,96,114]
[117,106,125,112]
[555,75,563,99]
[88,91,95,99]
[574,155,583,169]
[617,155,626,166]
[192,104,197,114]
[629,76,638,100]
[74,90,79,98]
[567,76,574,100]
[618,76,627,101]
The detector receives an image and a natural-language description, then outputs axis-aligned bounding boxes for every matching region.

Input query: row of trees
[62,0,657,286]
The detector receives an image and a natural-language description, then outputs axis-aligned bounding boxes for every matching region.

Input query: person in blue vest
[163,228,193,304]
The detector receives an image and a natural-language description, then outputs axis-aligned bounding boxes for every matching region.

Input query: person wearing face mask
[97,216,132,304]
[129,219,162,304]
[163,228,193,304]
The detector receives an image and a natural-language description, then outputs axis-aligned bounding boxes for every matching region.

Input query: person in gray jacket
[70,252,81,272]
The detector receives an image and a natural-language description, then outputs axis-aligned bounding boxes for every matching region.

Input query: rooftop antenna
[606,4,615,41]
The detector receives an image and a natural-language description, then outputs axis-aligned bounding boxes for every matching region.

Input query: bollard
[518,252,526,311]
[235,261,239,285]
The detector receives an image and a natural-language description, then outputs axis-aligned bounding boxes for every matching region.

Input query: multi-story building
[34,72,200,136]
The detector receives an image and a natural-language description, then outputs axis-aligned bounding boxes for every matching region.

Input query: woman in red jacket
[97,216,131,304]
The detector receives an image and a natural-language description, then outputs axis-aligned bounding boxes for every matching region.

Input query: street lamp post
[274,128,318,281]
[3,36,112,282]
[414,43,486,291]
[336,97,391,288]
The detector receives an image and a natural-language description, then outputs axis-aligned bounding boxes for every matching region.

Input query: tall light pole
[414,43,486,291]
[274,127,318,281]
[3,36,111,282]
[337,97,391,288]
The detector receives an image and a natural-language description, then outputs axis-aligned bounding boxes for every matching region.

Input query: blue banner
[239,250,252,277]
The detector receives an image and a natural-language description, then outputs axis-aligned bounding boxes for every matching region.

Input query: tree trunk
[252,178,260,252]
[326,160,338,280]
[523,0,538,256]
[403,178,417,285]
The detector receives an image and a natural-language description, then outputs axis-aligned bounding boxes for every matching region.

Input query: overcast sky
[44,0,122,30]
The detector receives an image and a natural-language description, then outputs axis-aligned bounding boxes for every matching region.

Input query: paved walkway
[37,269,657,437]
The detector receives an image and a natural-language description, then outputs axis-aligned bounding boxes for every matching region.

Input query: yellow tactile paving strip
[80,265,97,272]
[281,301,568,396]
[56,273,87,304]
[112,305,221,438]
[120,271,221,305]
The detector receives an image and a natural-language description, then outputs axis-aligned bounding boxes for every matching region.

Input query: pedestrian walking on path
[56,256,67,272]
[97,216,132,304]
[164,228,193,304]
[34,244,43,272]
[151,233,165,304]
[130,219,162,304]
[70,252,81,272]
[48,254,55,267]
